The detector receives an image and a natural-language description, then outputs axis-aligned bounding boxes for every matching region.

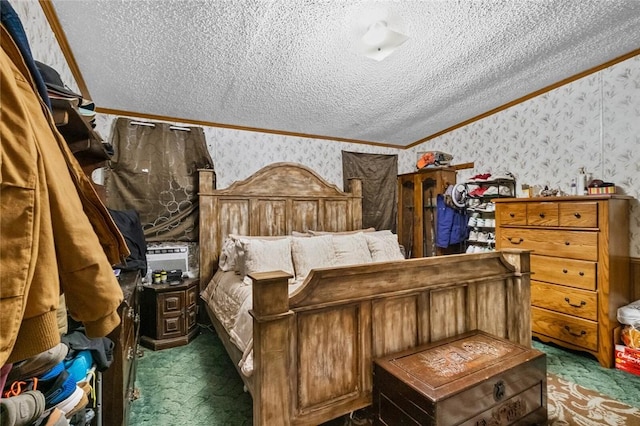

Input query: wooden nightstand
[139,278,199,350]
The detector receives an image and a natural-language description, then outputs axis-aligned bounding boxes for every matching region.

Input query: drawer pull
[509,213,515,218]
[564,297,586,308]
[564,326,587,337]
[579,271,584,276]
[539,213,545,218]
[574,213,581,218]
[493,380,506,402]
[565,241,570,246]
[507,237,523,244]
[562,269,568,274]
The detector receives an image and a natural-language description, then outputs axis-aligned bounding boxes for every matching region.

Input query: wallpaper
[414,55,640,257]
[13,0,640,257]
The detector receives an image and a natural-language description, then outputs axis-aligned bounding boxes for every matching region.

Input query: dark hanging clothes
[108,208,148,275]
[436,195,468,248]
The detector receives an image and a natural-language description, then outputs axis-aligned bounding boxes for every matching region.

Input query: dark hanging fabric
[108,209,148,274]
[342,151,398,232]
[105,117,214,242]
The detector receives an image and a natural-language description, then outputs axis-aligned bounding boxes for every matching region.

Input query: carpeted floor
[129,326,640,425]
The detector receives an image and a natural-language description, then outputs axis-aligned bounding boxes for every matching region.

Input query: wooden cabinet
[101,271,141,426]
[140,278,199,350]
[397,167,458,257]
[495,195,631,367]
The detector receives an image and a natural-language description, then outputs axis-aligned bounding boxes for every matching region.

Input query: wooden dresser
[140,278,199,350]
[495,195,630,367]
[102,271,141,426]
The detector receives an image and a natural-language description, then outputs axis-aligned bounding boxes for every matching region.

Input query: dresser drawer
[530,255,596,290]
[531,281,597,321]
[498,228,597,261]
[498,203,527,225]
[558,202,598,227]
[532,307,597,351]
[527,202,558,226]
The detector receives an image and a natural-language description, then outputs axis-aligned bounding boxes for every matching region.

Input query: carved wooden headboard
[198,162,363,288]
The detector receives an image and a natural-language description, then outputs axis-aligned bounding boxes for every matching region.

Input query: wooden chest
[372,331,547,425]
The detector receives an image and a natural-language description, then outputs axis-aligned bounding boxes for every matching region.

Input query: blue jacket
[436,195,468,248]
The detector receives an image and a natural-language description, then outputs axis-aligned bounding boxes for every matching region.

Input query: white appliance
[146,245,190,277]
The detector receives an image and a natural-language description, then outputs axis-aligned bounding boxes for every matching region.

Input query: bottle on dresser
[576,167,587,195]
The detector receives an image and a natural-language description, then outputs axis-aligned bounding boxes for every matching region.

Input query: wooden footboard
[249,249,531,425]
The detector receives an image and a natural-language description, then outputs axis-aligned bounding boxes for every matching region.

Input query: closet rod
[129,121,191,132]
[130,121,155,127]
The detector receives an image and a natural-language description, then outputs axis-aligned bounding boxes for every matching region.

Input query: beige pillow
[308,228,376,236]
[238,238,294,284]
[229,234,288,275]
[291,235,335,280]
[218,237,238,272]
[365,231,405,262]
[332,232,372,266]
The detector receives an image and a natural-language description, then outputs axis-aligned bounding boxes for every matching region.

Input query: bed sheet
[201,269,303,376]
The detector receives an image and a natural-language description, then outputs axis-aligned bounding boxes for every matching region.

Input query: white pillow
[332,232,372,266]
[291,235,335,280]
[239,238,294,284]
[365,230,405,262]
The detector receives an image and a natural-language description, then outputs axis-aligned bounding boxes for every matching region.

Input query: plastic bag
[621,325,640,349]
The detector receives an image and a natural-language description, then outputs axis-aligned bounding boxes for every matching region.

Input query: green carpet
[129,326,640,425]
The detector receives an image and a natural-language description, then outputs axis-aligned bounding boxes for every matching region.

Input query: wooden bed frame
[198,163,532,426]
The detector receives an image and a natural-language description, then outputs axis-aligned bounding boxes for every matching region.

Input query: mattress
[201,269,303,376]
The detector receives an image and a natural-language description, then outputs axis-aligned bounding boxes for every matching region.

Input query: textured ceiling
[49,0,640,147]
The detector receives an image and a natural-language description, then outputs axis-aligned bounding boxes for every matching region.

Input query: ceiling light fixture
[358,20,408,61]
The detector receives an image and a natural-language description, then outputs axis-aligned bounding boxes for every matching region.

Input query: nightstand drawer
[531,281,597,321]
[498,228,597,261]
[532,307,597,351]
[559,202,598,227]
[530,255,596,290]
[160,291,185,315]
